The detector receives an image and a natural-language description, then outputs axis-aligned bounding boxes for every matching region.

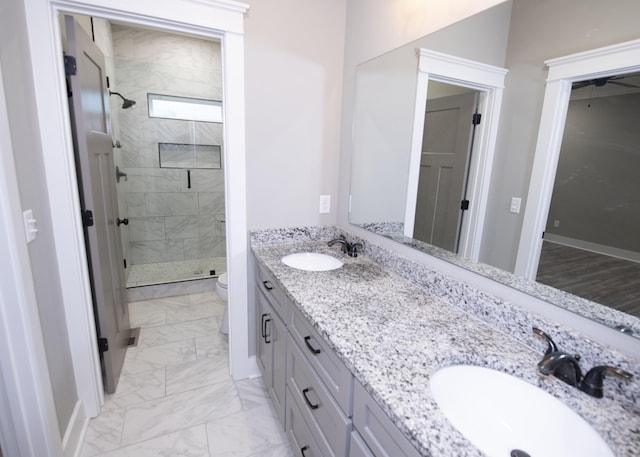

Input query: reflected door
[413,91,478,252]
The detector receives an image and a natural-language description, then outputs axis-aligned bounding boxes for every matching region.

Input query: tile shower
[110,24,226,287]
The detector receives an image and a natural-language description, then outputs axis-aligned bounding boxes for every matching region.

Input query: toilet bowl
[216,273,229,334]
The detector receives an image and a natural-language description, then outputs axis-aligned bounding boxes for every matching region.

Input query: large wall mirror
[349,0,640,338]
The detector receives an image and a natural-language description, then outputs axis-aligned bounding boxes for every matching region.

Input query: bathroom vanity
[250,226,639,457]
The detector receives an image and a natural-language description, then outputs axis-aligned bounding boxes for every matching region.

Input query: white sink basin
[430,365,614,457]
[281,252,343,271]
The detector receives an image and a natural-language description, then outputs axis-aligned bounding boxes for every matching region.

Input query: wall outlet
[553,219,560,228]
[509,197,521,214]
[22,209,38,243]
[319,195,331,214]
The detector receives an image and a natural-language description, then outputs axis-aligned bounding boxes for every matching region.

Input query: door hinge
[472,113,482,125]
[82,209,94,227]
[461,199,470,211]
[98,337,109,353]
[64,55,77,76]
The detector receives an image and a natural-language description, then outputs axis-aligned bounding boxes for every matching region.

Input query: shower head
[109,91,136,109]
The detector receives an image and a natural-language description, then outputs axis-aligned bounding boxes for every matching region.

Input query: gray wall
[0,1,78,438]
[480,0,640,271]
[546,93,640,252]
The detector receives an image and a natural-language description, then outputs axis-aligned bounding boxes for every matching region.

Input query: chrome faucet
[327,235,363,257]
[533,327,633,398]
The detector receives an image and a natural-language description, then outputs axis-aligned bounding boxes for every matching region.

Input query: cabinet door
[256,289,273,386]
[271,308,287,426]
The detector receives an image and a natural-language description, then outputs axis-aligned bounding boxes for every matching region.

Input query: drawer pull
[261,313,269,338]
[262,280,274,291]
[264,317,272,344]
[302,388,319,409]
[300,445,310,457]
[304,336,321,354]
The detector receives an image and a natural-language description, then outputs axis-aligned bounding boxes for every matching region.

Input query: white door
[64,15,130,394]
[413,91,479,252]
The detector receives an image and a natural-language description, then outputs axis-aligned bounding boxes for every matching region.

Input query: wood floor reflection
[537,241,640,318]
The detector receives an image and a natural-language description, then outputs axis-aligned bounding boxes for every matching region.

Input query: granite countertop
[251,236,639,457]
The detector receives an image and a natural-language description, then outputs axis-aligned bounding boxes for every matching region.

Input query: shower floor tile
[126,257,227,287]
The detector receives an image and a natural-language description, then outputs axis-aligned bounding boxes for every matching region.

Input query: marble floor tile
[165,300,220,324]
[195,334,228,359]
[236,377,272,411]
[206,404,293,457]
[129,299,167,328]
[103,368,166,411]
[165,357,230,396]
[120,378,242,446]
[80,408,126,457]
[136,317,219,347]
[121,339,196,376]
[93,424,209,457]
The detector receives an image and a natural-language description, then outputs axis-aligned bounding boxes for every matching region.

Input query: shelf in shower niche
[158,142,221,169]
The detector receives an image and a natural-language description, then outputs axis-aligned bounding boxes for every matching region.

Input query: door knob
[116,218,129,226]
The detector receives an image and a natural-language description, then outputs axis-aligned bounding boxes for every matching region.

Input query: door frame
[21,0,251,432]
[407,49,508,261]
[515,39,640,279]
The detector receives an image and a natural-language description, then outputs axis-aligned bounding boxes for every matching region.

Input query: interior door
[413,91,478,252]
[64,15,129,394]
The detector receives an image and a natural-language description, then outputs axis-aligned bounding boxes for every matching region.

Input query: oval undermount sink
[281,252,343,271]
[430,365,614,457]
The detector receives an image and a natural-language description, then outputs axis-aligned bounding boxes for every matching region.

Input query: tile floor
[80,291,294,457]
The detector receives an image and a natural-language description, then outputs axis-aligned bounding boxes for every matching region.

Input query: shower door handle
[117,218,129,226]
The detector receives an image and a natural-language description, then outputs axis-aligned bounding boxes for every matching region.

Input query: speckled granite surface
[250,226,639,457]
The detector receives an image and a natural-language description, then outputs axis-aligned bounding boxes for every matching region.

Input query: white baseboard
[544,233,640,264]
[62,401,88,457]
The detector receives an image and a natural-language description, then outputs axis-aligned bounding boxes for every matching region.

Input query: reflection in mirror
[348,0,640,338]
[414,82,480,252]
[536,71,640,319]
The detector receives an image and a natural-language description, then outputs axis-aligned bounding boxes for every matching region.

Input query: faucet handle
[580,366,633,398]
[532,327,559,355]
[349,242,363,257]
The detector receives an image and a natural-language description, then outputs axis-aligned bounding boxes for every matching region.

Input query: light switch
[319,195,331,214]
[22,209,38,243]
[509,197,521,214]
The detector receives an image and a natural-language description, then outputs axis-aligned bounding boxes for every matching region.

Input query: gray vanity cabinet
[255,265,288,427]
[352,380,422,457]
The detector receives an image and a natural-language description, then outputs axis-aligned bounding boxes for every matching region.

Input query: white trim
[17,0,250,453]
[406,49,507,261]
[61,402,85,457]
[515,39,640,279]
[0,62,63,457]
[544,233,640,264]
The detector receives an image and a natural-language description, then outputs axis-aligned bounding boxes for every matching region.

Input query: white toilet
[216,273,229,334]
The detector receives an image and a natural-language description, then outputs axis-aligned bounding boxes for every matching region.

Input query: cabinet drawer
[255,262,288,319]
[287,333,351,457]
[349,430,375,457]
[287,303,353,416]
[286,386,325,457]
[353,380,421,457]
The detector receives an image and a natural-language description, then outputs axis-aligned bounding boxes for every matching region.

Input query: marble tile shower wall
[111,25,225,266]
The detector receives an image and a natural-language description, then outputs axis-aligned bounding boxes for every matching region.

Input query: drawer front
[287,333,351,457]
[255,262,287,319]
[353,380,421,457]
[349,431,375,457]
[286,386,325,457]
[287,303,353,416]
